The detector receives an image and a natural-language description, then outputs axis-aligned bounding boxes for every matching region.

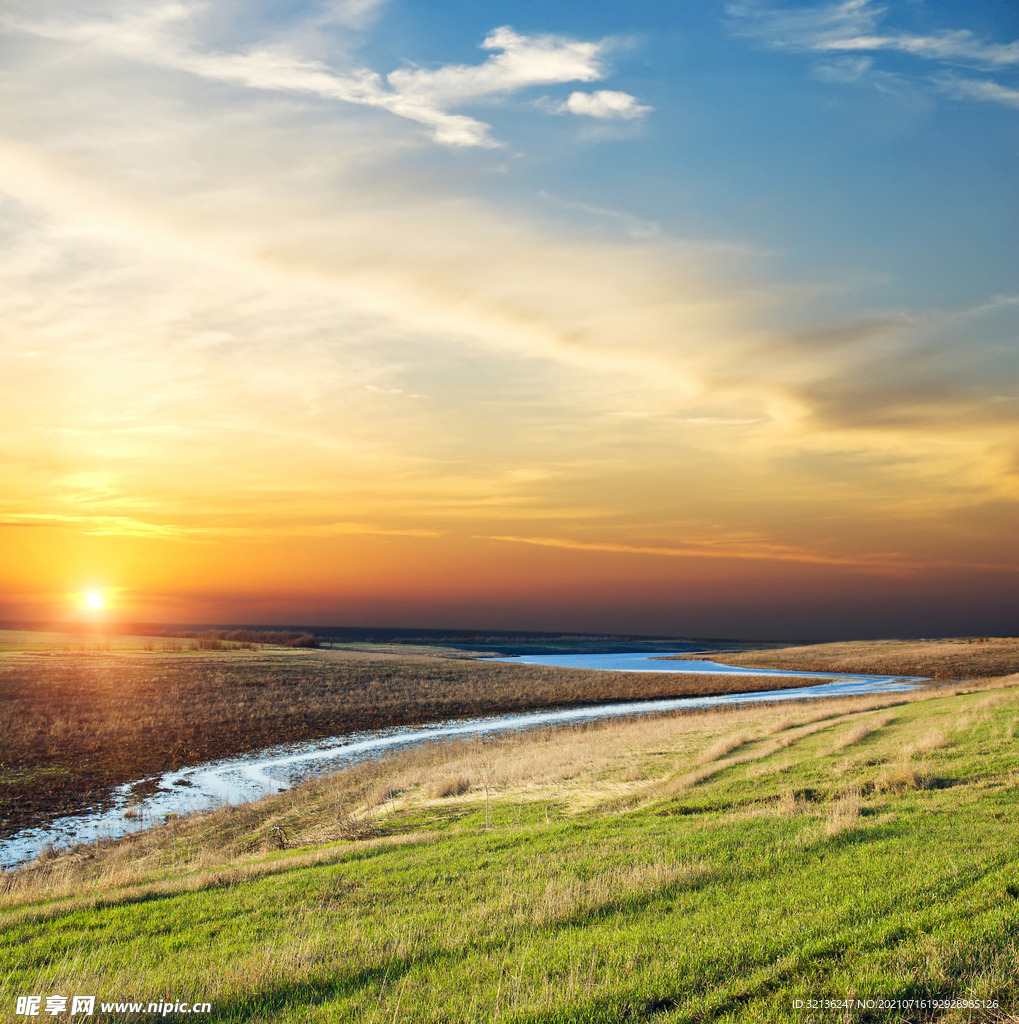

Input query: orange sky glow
[2,2,1017,640]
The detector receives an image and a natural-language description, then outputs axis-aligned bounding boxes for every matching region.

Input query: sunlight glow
[85,592,105,610]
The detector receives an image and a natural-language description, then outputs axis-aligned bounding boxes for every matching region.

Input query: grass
[4,676,1019,1021]
[0,631,827,837]
[682,636,1019,679]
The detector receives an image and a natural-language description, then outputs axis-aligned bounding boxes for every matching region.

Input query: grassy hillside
[4,678,1019,1021]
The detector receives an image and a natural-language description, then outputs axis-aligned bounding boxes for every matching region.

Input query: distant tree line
[157,629,319,649]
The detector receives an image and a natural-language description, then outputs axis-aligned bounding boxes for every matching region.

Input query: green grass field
[4,678,1019,1022]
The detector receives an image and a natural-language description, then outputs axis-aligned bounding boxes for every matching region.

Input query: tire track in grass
[668,708,896,792]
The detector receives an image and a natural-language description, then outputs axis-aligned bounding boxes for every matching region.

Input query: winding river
[0,654,926,870]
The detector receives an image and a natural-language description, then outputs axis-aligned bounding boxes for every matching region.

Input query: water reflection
[483,652,915,681]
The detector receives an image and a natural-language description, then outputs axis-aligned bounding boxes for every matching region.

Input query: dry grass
[697,730,755,763]
[336,811,385,841]
[827,713,896,753]
[680,637,1019,680]
[0,829,435,927]
[429,776,472,799]
[876,762,934,794]
[6,677,1017,921]
[7,678,1019,1021]
[663,698,939,794]
[904,727,948,757]
[501,859,713,929]
[776,787,812,815]
[825,790,862,836]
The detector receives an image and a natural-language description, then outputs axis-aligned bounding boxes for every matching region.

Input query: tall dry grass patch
[776,788,812,815]
[825,790,862,836]
[499,859,713,929]
[903,728,948,758]
[429,776,471,799]
[876,763,934,794]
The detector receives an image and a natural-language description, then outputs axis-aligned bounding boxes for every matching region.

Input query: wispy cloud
[535,191,661,238]
[0,513,184,538]
[728,0,1019,109]
[728,0,1019,67]
[937,75,1019,110]
[728,0,880,53]
[0,512,442,540]
[809,55,873,83]
[480,534,1019,576]
[318,0,391,32]
[481,532,909,570]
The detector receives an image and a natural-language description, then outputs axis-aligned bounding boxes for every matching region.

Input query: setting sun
[85,592,105,610]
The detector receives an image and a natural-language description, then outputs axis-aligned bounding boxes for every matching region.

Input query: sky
[0,0,1017,639]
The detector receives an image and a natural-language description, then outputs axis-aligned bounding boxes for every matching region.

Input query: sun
[85,592,105,610]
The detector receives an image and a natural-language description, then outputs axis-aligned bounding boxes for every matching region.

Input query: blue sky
[335,0,1019,304]
[0,0,1017,634]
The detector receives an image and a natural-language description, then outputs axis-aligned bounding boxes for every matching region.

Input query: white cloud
[388,27,605,104]
[561,90,652,119]
[2,5,638,147]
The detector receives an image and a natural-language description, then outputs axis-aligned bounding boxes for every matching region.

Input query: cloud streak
[728,0,1019,109]
[728,0,1019,67]
[481,533,915,572]
[938,75,1019,110]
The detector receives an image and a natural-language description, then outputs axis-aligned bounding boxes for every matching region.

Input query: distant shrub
[284,633,319,649]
